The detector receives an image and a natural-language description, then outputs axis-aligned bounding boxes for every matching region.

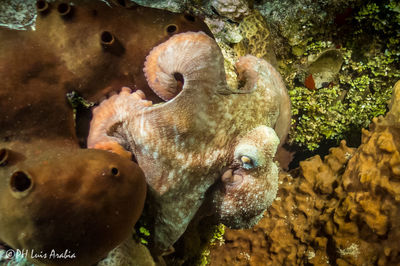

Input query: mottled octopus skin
[88,31,291,253]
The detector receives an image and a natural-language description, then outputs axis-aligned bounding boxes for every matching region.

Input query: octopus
[0,1,211,264]
[88,31,291,253]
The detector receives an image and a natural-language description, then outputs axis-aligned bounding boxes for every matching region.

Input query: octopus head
[211,126,279,228]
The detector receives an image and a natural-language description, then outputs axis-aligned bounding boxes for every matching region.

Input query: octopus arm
[87,87,151,158]
[144,31,230,101]
[235,55,291,144]
[274,86,291,145]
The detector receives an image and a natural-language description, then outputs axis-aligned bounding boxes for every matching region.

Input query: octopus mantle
[88,31,291,252]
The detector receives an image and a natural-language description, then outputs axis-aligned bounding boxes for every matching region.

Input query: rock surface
[98,237,156,266]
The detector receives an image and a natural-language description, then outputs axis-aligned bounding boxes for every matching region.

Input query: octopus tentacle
[143,31,227,101]
[233,55,291,144]
[258,58,291,144]
[87,87,151,158]
[234,55,260,93]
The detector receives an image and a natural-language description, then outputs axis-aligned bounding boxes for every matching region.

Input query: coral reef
[210,0,249,21]
[130,0,250,19]
[208,80,400,265]
[233,11,275,65]
[254,0,360,49]
[205,10,277,105]
[128,0,361,57]
[98,237,155,266]
[288,43,399,151]
[5,0,399,265]
[283,0,400,151]
[87,31,291,253]
[307,49,343,89]
[0,0,36,30]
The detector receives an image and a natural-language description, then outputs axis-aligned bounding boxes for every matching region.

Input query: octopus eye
[110,167,119,176]
[240,155,255,169]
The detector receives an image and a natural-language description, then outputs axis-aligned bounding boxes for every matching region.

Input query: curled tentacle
[234,55,260,93]
[143,31,227,101]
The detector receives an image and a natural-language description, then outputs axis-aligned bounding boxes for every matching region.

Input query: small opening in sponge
[57,3,71,16]
[36,0,48,11]
[166,24,177,34]
[101,31,114,44]
[10,171,32,192]
[111,167,119,176]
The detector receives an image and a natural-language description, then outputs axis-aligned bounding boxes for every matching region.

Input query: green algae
[197,224,225,266]
[137,226,151,245]
[286,0,400,151]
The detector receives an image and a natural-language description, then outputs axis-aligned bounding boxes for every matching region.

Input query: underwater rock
[127,0,359,59]
[131,0,250,21]
[0,0,36,30]
[210,0,250,21]
[130,0,184,13]
[307,49,343,89]
[209,81,400,265]
[87,31,291,253]
[98,237,156,266]
[254,0,358,48]
[233,11,277,67]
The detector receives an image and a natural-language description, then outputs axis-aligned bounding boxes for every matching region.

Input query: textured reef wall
[1,0,400,265]
[208,81,400,265]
